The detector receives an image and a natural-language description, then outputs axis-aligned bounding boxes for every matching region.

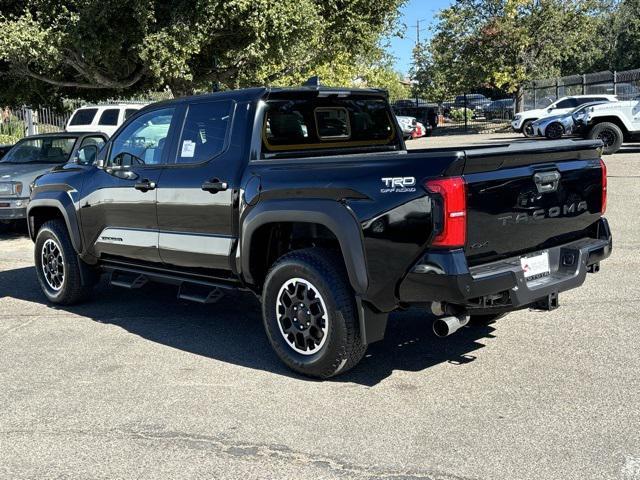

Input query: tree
[0,0,405,104]
[605,0,640,71]
[412,0,611,109]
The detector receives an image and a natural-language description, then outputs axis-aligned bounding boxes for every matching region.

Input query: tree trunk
[515,85,525,112]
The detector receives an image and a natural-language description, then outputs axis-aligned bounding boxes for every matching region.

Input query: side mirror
[74,144,99,166]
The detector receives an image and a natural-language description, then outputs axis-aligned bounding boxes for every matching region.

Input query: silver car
[0,132,107,231]
[532,101,610,139]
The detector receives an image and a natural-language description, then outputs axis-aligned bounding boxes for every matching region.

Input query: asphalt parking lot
[1,134,639,480]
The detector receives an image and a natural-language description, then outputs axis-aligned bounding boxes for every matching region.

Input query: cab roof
[136,86,390,113]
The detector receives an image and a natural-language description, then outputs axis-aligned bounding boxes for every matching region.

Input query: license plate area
[520,250,550,281]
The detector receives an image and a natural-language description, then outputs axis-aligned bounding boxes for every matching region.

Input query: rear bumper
[398,218,612,312]
[0,198,28,220]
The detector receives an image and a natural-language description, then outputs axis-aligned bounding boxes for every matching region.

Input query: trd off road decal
[381,177,416,193]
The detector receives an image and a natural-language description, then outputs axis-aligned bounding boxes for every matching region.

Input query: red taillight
[425,176,467,247]
[600,158,607,214]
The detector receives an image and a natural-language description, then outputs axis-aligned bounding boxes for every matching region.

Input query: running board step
[177,283,225,304]
[109,271,148,289]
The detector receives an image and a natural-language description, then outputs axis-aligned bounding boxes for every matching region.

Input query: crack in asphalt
[0,427,480,480]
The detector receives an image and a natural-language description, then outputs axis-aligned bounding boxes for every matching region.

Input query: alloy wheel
[41,238,65,291]
[276,278,329,355]
[597,129,615,147]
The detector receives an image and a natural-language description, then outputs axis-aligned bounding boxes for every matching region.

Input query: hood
[520,107,551,118]
[532,113,568,125]
[0,163,59,191]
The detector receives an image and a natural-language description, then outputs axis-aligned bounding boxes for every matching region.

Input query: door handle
[201,179,228,193]
[134,180,156,192]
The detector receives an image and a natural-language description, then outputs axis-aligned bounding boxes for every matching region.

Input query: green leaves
[412,0,631,102]
[0,0,406,102]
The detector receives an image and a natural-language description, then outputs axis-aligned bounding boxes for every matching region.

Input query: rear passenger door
[156,99,237,272]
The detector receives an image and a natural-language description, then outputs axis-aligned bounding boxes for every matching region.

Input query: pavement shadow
[0,265,496,386]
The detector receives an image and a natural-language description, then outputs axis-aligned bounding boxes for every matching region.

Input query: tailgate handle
[534,171,561,193]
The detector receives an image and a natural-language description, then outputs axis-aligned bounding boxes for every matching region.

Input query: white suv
[65,104,146,137]
[512,95,618,137]
[576,97,640,154]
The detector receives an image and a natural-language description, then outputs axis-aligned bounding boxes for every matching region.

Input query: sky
[388,0,454,77]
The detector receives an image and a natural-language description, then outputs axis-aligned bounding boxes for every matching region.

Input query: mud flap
[356,297,388,345]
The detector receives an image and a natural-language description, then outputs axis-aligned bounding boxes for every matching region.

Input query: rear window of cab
[262,97,397,156]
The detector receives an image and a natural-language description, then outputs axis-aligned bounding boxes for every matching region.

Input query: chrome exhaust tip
[432,314,470,338]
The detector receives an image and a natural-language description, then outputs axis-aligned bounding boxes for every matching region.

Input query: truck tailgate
[462,140,605,266]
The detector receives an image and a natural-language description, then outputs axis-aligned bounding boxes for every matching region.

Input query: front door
[156,99,238,272]
[80,106,178,263]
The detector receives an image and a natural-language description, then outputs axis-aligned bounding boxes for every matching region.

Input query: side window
[124,108,139,120]
[555,98,577,109]
[69,108,98,126]
[175,100,233,164]
[107,107,175,167]
[80,135,106,151]
[98,109,119,126]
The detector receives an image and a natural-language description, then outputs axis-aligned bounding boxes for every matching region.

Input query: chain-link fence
[390,94,515,136]
[524,68,640,109]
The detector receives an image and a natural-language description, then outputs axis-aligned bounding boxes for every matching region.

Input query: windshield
[572,102,605,114]
[0,137,77,164]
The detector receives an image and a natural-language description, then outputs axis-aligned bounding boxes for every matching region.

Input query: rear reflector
[425,176,467,247]
[600,158,607,214]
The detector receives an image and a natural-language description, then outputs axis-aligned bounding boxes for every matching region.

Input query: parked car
[66,104,146,136]
[441,94,491,118]
[483,98,515,120]
[512,95,618,137]
[454,94,491,110]
[396,115,417,139]
[531,101,611,139]
[0,132,107,231]
[574,97,640,154]
[28,86,611,378]
[411,121,427,139]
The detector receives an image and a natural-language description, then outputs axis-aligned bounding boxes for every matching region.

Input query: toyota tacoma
[27,86,612,378]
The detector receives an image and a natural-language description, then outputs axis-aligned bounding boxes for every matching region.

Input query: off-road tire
[262,248,367,379]
[34,219,93,305]
[522,120,536,138]
[588,122,623,155]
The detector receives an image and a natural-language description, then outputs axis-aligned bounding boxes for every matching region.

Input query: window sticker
[181,140,196,158]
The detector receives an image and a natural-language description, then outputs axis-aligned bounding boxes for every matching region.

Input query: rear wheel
[522,120,536,138]
[588,122,623,155]
[34,219,93,305]
[262,248,366,379]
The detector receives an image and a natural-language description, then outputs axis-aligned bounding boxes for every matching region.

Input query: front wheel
[522,120,536,138]
[262,248,366,379]
[34,219,94,305]
[588,122,623,155]
[545,122,564,140]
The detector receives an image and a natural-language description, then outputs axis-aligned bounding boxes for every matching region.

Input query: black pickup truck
[27,86,612,378]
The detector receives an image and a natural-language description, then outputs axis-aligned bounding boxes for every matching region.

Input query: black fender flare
[27,191,83,253]
[240,199,369,295]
